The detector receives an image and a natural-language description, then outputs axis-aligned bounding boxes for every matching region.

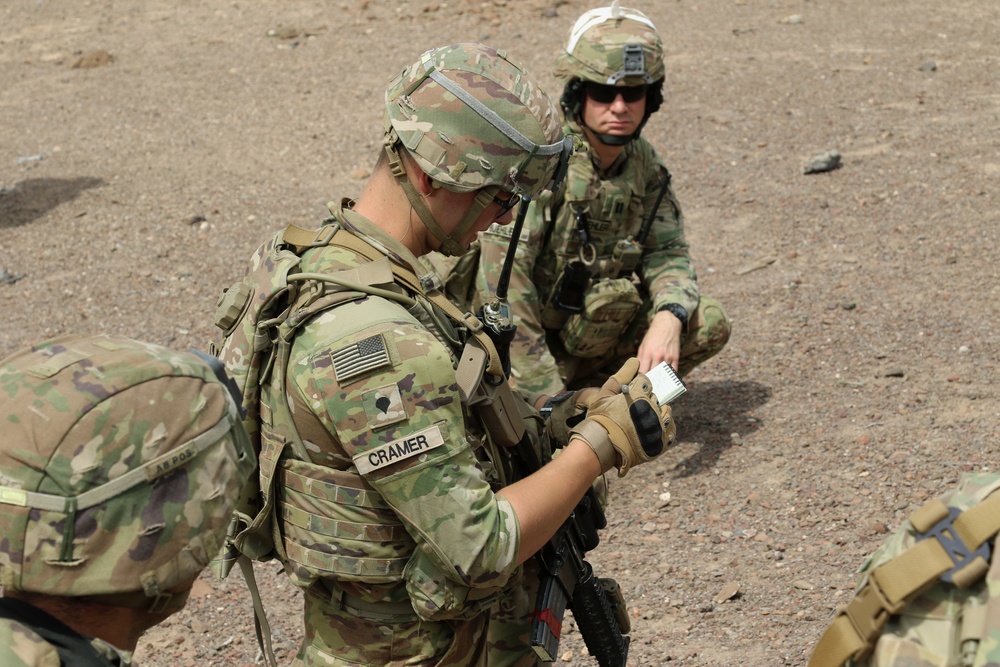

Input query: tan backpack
[809,473,1000,667]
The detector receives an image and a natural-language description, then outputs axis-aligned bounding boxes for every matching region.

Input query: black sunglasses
[493,190,521,215]
[585,82,647,105]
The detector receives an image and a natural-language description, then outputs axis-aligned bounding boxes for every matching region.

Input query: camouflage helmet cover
[555,2,665,86]
[384,42,566,198]
[0,334,254,606]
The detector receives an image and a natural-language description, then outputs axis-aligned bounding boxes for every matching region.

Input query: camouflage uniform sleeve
[477,200,565,395]
[0,620,59,667]
[288,297,521,594]
[638,142,701,316]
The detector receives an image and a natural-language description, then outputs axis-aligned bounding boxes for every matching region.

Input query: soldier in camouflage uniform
[470,2,732,396]
[216,43,676,666]
[809,473,1000,667]
[0,333,255,667]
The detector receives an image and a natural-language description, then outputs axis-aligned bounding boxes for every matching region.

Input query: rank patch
[332,334,391,382]
[354,425,445,474]
[362,384,408,430]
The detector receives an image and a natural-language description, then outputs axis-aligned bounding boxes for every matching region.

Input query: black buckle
[916,506,991,584]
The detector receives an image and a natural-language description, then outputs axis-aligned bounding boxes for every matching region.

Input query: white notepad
[645,362,687,404]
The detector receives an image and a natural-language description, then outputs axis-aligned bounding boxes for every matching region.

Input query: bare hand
[637,310,682,373]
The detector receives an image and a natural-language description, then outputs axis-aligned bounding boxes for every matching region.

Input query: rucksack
[207,217,510,665]
[809,472,1000,667]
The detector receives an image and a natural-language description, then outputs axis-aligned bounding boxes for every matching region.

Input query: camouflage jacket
[475,122,700,395]
[0,599,129,666]
[263,203,522,622]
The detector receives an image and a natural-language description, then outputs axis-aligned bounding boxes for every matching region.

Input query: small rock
[804,150,842,174]
[15,154,44,165]
[730,433,743,446]
[714,581,741,604]
[779,14,803,24]
[1,268,25,285]
[958,345,970,354]
[350,165,371,180]
[268,27,302,39]
[71,50,114,69]
[918,61,938,72]
[792,579,814,590]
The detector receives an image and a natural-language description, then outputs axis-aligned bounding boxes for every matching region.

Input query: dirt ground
[3,0,1000,665]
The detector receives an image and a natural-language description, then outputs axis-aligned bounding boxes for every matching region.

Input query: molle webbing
[808,490,1000,667]
[281,223,505,378]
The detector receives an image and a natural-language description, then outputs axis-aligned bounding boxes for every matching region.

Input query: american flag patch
[332,334,391,382]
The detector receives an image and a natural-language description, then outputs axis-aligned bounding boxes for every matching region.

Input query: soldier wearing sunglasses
[470,2,732,397]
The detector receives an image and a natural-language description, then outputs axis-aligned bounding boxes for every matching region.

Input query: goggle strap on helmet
[0,400,239,532]
[565,1,657,55]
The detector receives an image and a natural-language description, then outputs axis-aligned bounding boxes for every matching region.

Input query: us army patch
[362,384,408,430]
[354,425,445,475]
[332,333,392,382]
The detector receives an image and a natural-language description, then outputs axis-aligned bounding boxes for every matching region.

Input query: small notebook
[645,362,687,404]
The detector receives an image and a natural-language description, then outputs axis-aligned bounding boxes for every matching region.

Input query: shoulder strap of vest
[0,598,115,667]
[808,489,1000,667]
[282,223,504,378]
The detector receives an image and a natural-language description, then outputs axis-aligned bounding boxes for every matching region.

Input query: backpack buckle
[917,506,991,584]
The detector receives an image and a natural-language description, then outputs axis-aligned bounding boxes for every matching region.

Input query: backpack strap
[0,598,115,667]
[282,222,505,378]
[809,490,1000,667]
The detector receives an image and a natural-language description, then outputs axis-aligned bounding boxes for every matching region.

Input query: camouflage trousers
[294,585,489,666]
[292,576,549,666]
[487,559,544,667]
[555,293,731,391]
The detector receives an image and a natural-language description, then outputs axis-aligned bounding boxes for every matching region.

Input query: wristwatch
[657,303,689,327]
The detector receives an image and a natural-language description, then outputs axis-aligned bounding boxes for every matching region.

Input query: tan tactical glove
[568,358,676,477]
[542,388,599,445]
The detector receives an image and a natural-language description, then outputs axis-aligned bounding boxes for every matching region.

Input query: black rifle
[477,186,632,667]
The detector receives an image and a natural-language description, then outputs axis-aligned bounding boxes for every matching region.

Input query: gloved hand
[568,358,676,477]
[543,388,598,445]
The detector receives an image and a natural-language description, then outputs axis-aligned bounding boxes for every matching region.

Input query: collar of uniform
[332,203,428,288]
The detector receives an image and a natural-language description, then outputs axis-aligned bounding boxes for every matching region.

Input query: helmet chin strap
[383,131,496,257]
[580,112,651,147]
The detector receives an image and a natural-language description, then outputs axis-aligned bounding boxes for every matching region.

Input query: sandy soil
[3,1,999,665]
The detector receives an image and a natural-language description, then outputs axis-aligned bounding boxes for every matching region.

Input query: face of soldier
[431,187,519,252]
[581,83,647,139]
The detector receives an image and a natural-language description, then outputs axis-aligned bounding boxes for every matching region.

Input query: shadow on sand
[0,177,105,228]
[670,378,772,478]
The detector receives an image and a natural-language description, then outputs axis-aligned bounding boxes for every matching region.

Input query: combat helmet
[555,1,665,145]
[0,334,254,614]
[383,42,569,256]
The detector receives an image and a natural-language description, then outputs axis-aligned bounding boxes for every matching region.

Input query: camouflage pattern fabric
[0,334,254,603]
[0,610,129,666]
[846,473,1000,666]
[250,205,528,667]
[554,4,665,86]
[386,43,564,196]
[471,124,730,396]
